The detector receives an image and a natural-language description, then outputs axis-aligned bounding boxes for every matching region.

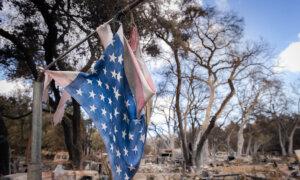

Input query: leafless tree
[235,76,272,157]
[184,11,271,170]
[141,1,272,171]
[287,81,300,155]
[264,80,291,156]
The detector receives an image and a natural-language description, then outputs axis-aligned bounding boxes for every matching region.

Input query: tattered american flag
[42,23,155,179]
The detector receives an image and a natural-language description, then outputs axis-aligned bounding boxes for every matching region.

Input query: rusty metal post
[27,81,43,180]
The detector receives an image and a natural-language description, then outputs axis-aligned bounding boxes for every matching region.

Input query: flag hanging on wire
[42,23,155,180]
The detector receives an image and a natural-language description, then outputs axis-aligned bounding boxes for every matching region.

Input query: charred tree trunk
[0,108,10,176]
[211,141,217,162]
[195,116,217,169]
[25,131,32,164]
[193,76,215,168]
[237,113,251,157]
[237,91,260,158]
[61,117,81,169]
[174,49,190,169]
[278,123,287,156]
[246,135,252,156]
[201,141,209,165]
[253,141,261,155]
[288,125,298,155]
[195,79,235,171]
[61,118,74,158]
[237,122,245,157]
[71,99,82,169]
[60,100,82,169]
[226,129,234,155]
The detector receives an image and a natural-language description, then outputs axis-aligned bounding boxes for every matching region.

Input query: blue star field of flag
[64,28,147,180]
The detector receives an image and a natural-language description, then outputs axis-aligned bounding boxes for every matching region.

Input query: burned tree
[264,80,290,156]
[235,77,272,157]
[0,107,9,176]
[184,11,270,170]
[141,0,271,171]
[0,0,138,168]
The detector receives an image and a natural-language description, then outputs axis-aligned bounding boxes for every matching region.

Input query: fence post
[27,81,43,180]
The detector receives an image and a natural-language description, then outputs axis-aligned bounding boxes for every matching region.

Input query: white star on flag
[90,105,96,112]
[100,93,105,101]
[114,126,118,133]
[123,147,128,156]
[116,72,122,82]
[87,79,92,85]
[111,70,117,79]
[122,130,127,139]
[101,123,107,131]
[139,128,143,133]
[132,145,138,154]
[118,55,123,64]
[113,87,121,100]
[140,134,145,143]
[89,91,96,99]
[109,53,116,62]
[91,67,96,74]
[123,114,128,122]
[76,88,83,96]
[129,164,135,171]
[129,133,134,141]
[110,144,114,152]
[105,83,110,90]
[114,108,119,117]
[134,119,141,125]
[97,79,102,86]
[99,54,104,61]
[125,173,129,180]
[125,100,130,108]
[101,108,107,116]
[116,165,122,175]
[116,149,121,158]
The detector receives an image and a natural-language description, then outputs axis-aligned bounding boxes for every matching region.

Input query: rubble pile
[134,151,300,179]
[139,162,182,173]
[200,154,300,179]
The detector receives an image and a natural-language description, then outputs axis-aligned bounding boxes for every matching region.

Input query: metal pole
[28,81,43,180]
[45,31,96,69]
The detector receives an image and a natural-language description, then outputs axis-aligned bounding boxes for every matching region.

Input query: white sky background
[276,33,300,73]
[0,79,31,96]
[1,0,299,94]
[0,0,299,142]
[1,0,300,115]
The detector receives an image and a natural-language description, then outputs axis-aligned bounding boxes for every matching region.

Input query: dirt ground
[4,154,300,179]
[134,154,300,179]
[133,164,295,179]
